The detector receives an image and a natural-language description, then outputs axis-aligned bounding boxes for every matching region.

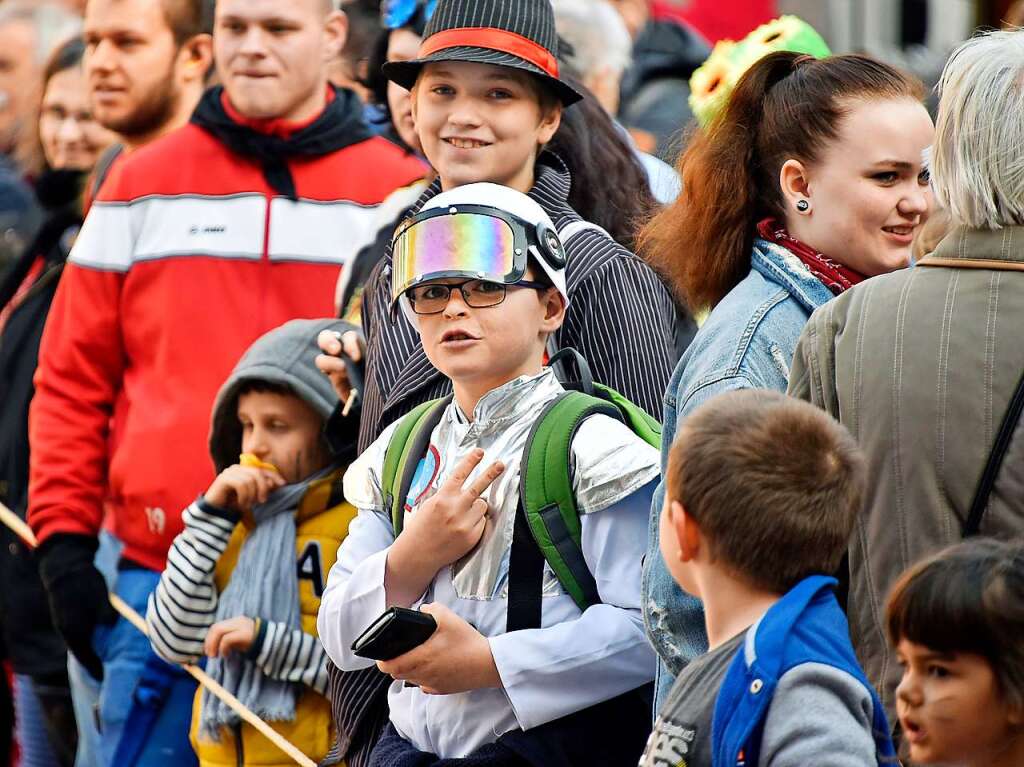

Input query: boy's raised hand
[377,602,500,695]
[205,616,257,658]
[385,449,505,607]
[204,465,285,512]
[406,448,505,568]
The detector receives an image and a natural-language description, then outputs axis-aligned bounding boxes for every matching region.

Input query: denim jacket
[642,238,835,702]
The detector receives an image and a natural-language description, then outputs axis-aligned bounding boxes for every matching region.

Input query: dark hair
[666,389,865,594]
[365,16,431,111]
[547,74,657,251]
[235,380,296,400]
[43,36,85,84]
[162,0,214,46]
[886,538,1024,711]
[340,0,384,78]
[639,51,925,310]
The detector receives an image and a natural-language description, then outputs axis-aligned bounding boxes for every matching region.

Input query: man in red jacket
[27,0,424,762]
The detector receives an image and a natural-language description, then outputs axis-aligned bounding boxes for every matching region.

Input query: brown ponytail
[639,51,924,311]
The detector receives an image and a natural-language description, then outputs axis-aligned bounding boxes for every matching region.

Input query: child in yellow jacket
[146,318,359,766]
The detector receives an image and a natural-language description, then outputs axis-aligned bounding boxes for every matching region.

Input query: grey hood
[209,318,358,473]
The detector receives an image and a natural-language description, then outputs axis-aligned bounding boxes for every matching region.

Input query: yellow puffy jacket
[191,470,357,767]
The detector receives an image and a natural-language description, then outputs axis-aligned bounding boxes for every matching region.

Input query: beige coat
[788,226,1024,722]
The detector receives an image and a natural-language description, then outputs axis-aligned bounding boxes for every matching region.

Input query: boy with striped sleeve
[146,319,359,767]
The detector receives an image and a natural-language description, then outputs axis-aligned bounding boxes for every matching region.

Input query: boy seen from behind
[643,389,895,767]
[146,319,360,766]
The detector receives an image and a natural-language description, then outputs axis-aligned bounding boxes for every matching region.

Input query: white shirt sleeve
[317,423,400,672]
[316,507,396,672]
[488,479,658,730]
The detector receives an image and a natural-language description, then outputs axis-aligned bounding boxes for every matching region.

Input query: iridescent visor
[392,212,520,302]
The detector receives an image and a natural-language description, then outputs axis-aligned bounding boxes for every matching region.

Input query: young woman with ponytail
[639,50,934,708]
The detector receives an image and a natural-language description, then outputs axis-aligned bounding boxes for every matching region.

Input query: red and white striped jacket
[27,110,424,572]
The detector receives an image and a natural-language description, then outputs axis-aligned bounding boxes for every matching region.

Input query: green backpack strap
[593,383,662,449]
[381,396,451,536]
[519,391,627,611]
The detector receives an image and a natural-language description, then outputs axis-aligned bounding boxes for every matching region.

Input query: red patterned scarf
[757,218,867,296]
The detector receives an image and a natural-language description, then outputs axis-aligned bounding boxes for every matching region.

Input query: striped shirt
[146,500,328,695]
[326,152,683,766]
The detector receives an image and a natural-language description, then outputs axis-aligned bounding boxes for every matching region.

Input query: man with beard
[52,7,213,763]
[26,0,425,764]
[82,0,214,198]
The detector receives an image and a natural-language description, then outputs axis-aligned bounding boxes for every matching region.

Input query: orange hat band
[417,27,560,79]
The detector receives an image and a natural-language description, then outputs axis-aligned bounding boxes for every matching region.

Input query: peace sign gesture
[385,449,505,608]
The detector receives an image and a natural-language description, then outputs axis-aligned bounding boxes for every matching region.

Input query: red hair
[639,51,924,311]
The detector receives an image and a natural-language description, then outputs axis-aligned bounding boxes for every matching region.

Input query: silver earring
[796,199,810,213]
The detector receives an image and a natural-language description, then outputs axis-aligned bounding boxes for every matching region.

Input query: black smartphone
[351,607,438,661]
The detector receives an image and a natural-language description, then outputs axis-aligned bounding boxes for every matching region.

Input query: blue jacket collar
[741,574,836,675]
[751,239,835,314]
[711,575,897,767]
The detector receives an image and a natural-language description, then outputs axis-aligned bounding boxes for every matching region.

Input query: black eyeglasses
[405,278,549,315]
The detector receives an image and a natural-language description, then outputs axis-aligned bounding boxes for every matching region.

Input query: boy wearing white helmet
[318,184,658,765]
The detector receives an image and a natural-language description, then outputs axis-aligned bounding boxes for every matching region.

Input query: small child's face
[895,638,1020,766]
[237,391,328,484]
[414,269,564,396]
[411,60,561,192]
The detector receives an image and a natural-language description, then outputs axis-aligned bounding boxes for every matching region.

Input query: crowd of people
[0,0,1022,766]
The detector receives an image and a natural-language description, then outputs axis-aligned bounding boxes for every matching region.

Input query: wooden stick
[0,501,317,767]
[342,388,359,417]
[0,503,33,547]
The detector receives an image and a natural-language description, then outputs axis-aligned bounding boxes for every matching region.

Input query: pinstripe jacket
[788,225,1024,726]
[326,152,682,766]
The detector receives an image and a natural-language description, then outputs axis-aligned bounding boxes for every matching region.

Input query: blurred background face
[0,19,40,150]
[39,65,117,170]
[386,27,422,152]
[84,0,184,139]
[607,0,648,40]
[214,0,345,122]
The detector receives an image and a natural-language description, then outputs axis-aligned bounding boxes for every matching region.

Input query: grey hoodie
[208,318,359,473]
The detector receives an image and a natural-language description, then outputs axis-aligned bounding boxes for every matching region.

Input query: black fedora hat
[382,0,583,106]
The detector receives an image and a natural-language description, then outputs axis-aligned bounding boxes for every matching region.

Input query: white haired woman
[789,28,1024,736]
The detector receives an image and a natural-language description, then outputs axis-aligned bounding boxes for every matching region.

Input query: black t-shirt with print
[639,631,747,767]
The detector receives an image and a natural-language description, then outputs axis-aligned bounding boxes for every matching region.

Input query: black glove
[36,533,117,681]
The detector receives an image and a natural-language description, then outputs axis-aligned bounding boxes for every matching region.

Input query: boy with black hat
[146,319,361,767]
[318,184,659,767]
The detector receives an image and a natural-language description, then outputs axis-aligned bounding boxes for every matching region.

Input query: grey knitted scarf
[199,467,334,741]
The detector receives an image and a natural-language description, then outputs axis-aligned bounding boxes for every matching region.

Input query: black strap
[547,347,595,395]
[91,143,124,201]
[964,367,1024,537]
[507,500,545,632]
